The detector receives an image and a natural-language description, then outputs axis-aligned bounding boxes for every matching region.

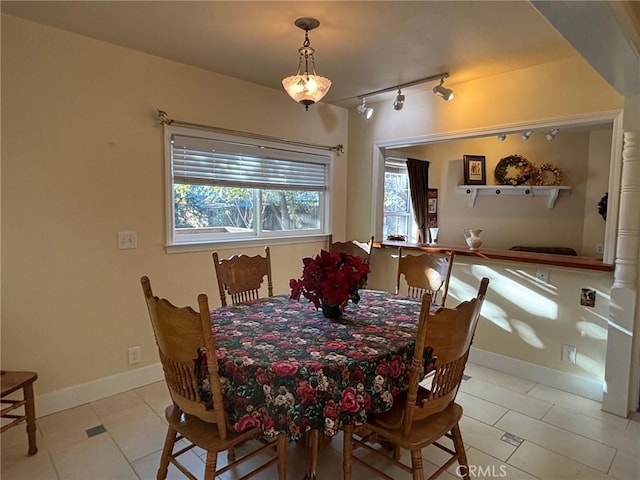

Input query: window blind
[171,134,329,191]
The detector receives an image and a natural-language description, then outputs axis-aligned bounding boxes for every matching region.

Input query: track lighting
[355,72,451,114]
[521,131,533,141]
[432,78,454,101]
[357,98,374,119]
[546,128,559,141]
[497,134,507,141]
[393,89,405,111]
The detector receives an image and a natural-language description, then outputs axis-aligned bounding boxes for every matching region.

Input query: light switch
[117,231,137,249]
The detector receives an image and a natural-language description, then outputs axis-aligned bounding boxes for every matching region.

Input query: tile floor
[2,363,639,480]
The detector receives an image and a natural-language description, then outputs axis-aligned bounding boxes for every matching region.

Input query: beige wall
[582,129,614,257]
[347,56,623,389]
[0,15,347,396]
[392,130,611,255]
[1,13,629,407]
[368,248,612,383]
[346,56,623,242]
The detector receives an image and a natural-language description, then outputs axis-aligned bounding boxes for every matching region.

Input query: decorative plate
[534,163,563,186]
[494,154,536,186]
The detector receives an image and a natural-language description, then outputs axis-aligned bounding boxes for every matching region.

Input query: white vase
[463,228,482,250]
[429,227,439,244]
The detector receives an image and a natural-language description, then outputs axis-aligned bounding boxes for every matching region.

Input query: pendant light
[282,17,332,110]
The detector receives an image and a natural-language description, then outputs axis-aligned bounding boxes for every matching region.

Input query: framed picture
[427,189,438,227]
[463,154,486,185]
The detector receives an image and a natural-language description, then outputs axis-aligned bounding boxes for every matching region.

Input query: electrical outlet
[562,344,577,364]
[595,244,604,255]
[128,346,141,365]
[118,231,137,250]
[536,268,549,283]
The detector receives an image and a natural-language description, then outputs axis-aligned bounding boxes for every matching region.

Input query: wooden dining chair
[328,234,375,264]
[212,246,273,307]
[396,247,455,306]
[343,277,489,480]
[140,276,287,480]
[1,370,38,456]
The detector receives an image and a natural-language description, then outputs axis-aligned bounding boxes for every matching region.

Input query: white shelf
[456,185,571,208]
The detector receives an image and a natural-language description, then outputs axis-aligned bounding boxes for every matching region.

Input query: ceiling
[2,1,584,108]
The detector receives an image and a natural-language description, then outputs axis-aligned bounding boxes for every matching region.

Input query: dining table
[209,289,433,479]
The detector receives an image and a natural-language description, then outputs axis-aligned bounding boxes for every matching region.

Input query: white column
[604,128,640,416]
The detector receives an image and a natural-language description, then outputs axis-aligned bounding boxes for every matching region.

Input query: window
[165,126,331,246]
[383,158,417,242]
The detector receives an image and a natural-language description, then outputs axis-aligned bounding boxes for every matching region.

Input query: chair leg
[342,425,354,480]
[451,423,470,480]
[410,449,424,480]
[277,433,287,480]
[204,452,217,480]
[24,382,38,456]
[228,446,236,462]
[157,426,178,480]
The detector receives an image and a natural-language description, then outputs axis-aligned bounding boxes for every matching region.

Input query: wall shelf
[456,185,571,208]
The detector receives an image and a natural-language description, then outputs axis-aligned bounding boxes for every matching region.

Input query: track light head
[497,134,507,141]
[432,79,454,101]
[357,98,374,119]
[521,131,533,141]
[393,89,405,111]
[546,128,559,141]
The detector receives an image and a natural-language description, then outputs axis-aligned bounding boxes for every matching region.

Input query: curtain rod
[157,110,344,155]
[357,72,449,100]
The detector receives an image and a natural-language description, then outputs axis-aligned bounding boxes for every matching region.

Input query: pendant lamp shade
[282,18,331,110]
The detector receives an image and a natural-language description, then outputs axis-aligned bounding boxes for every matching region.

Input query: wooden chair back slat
[328,235,374,264]
[141,276,227,433]
[213,246,273,307]
[403,278,489,430]
[396,247,455,306]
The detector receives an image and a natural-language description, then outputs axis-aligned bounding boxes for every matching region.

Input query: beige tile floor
[2,363,639,480]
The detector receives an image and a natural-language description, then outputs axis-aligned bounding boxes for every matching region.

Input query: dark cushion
[510,246,577,256]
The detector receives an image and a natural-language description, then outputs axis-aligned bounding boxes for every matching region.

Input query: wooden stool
[1,370,38,455]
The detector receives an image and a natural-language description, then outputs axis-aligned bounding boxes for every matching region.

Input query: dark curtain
[406,158,430,243]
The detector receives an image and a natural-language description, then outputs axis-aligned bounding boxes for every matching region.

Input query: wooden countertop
[376,241,614,272]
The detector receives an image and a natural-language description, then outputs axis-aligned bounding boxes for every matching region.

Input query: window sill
[377,240,614,272]
[165,234,328,254]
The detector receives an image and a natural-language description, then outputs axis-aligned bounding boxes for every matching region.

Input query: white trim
[35,364,164,418]
[469,347,604,402]
[604,111,624,265]
[373,110,622,148]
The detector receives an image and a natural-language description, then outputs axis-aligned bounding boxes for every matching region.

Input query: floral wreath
[534,163,563,186]
[494,154,536,186]
[598,193,607,220]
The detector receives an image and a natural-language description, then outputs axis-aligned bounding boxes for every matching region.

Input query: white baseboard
[35,363,164,418]
[34,349,605,418]
[469,347,604,402]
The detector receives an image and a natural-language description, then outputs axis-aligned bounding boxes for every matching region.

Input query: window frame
[383,157,417,243]
[164,125,332,251]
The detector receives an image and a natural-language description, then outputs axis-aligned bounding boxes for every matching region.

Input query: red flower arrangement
[289,250,370,308]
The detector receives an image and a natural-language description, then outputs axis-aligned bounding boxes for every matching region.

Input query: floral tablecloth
[210,289,426,440]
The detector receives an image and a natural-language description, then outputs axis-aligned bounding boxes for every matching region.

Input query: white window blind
[171,134,328,191]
